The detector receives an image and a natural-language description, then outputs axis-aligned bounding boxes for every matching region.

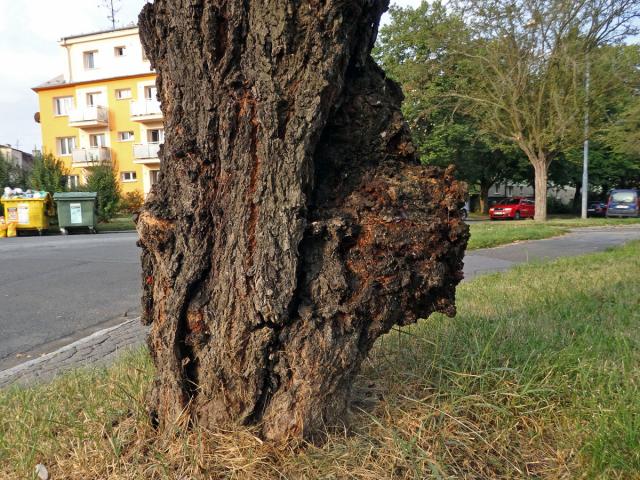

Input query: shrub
[119,190,144,214]
[28,152,68,193]
[85,165,121,222]
[547,196,573,214]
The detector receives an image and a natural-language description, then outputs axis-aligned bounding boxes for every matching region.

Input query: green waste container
[53,192,98,234]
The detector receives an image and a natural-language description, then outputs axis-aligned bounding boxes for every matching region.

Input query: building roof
[32,72,155,92]
[34,74,67,89]
[59,24,138,43]
[0,144,34,156]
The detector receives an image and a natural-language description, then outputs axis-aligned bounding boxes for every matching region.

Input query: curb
[0,318,148,388]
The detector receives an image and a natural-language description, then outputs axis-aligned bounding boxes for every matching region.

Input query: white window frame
[114,46,126,57]
[150,169,160,186]
[147,128,164,144]
[144,86,157,100]
[83,50,97,70]
[115,88,132,100]
[118,131,135,142]
[67,175,80,189]
[89,133,107,148]
[57,137,76,156]
[86,91,102,107]
[53,96,74,116]
[121,171,137,182]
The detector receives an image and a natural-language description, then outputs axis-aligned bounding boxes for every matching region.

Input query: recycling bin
[2,195,52,235]
[53,192,98,234]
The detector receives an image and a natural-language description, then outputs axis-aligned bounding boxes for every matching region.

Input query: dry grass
[1,242,639,479]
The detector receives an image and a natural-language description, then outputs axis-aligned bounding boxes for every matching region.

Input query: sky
[0,0,422,153]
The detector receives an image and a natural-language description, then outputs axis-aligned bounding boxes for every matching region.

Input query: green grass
[1,243,639,478]
[468,216,640,250]
[96,215,136,232]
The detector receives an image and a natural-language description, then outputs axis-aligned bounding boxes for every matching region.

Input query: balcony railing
[68,106,109,126]
[133,142,161,160]
[130,99,162,120]
[71,147,111,165]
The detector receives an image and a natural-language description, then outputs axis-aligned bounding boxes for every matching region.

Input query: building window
[118,131,135,142]
[114,46,126,57]
[57,137,76,156]
[121,171,137,182]
[83,50,97,69]
[144,85,157,100]
[67,175,80,189]
[115,88,132,100]
[89,133,107,148]
[147,128,164,144]
[86,91,102,107]
[150,170,160,186]
[54,96,74,116]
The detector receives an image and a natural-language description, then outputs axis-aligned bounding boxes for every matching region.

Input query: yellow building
[33,27,163,197]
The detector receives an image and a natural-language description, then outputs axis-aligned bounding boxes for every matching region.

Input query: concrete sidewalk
[463,225,640,280]
[2,225,639,388]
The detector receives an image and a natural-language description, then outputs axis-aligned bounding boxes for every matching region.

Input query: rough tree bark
[137,0,469,441]
[532,160,549,221]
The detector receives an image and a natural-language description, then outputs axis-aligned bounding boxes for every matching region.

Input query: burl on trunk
[137,0,468,441]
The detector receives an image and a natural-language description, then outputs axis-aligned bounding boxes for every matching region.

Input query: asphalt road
[0,232,140,369]
[1,225,640,371]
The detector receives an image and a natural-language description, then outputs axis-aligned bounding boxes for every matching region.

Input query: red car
[489,197,535,220]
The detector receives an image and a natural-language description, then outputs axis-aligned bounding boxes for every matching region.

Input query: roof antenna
[100,0,121,30]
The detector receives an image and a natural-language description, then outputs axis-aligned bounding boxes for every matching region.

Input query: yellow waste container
[1,195,53,235]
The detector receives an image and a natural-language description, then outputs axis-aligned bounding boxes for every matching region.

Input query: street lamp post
[581,59,590,219]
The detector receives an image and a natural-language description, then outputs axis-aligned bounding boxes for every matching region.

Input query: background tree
[376,2,526,213]
[379,0,640,220]
[136,0,467,441]
[0,152,29,190]
[0,152,10,188]
[84,164,121,222]
[29,152,68,193]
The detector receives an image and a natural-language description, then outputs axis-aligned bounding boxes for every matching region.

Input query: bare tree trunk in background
[532,160,549,221]
[479,183,490,214]
[137,0,468,441]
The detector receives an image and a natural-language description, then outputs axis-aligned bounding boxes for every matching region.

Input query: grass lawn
[1,242,639,478]
[95,215,136,232]
[468,216,640,250]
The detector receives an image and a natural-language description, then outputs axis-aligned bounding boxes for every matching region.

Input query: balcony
[130,99,162,122]
[68,106,109,128]
[71,147,111,167]
[133,143,161,164]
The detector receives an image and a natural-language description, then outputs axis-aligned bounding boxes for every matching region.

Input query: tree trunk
[572,181,582,214]
[137,0,468,441]
[533,160,549,221]
[479,182,490,214]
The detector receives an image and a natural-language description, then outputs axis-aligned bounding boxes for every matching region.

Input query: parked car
[606,189,639,218]
[489,197,535,220]
[587,202,608,217]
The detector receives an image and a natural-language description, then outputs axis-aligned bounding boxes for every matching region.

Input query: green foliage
[0,152,29,190]
[375,2,529,211]
[29,152,68,193]
[119,190,144,215]
[0,152,9,188]
[84,165,121,222]
[376,1,640,218]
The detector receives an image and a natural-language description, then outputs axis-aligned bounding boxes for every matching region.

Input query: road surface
[1,225,640,373]
[0,233,140,369]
